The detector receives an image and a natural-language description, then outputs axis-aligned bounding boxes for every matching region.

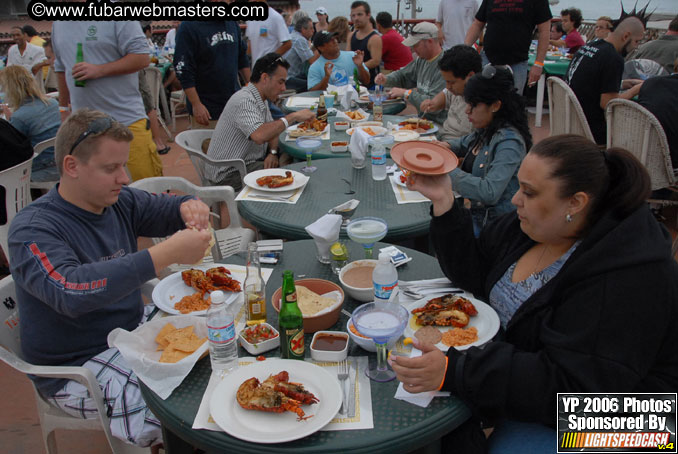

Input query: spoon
[341,178,356,195]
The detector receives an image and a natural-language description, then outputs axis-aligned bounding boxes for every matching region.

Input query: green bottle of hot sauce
[75,43,86,88]
[279,270,305,360]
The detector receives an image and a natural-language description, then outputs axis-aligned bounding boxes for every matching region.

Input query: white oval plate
[286,122,329,135]
[210,359,342,444]
[403,293,500,351]
[396,123,439,135]
[152,266,241,316]
[346,126,388,136]
[243,169,309,193]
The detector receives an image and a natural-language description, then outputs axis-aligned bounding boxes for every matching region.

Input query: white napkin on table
[394,348,451,407]
[304,213,342,243]
[349,128,370,164]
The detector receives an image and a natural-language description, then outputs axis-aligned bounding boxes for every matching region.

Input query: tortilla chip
[162,326,195,345]
[159,346,192,363]
[171,336,207,353]
[296,285,336,316]
[155,323,177,349]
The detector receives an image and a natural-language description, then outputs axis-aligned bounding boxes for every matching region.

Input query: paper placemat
[193,356,373,432]
[286,96,319,108]
[235,184,306,204]
[388,175,430,204]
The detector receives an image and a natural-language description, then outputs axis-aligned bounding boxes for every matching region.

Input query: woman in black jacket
[393,135,678,452]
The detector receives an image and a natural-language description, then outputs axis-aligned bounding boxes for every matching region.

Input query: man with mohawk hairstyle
[565,4,652,145]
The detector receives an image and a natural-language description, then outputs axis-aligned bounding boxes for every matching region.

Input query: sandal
[157,146,171,155]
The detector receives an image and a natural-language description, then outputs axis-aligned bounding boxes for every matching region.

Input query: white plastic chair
[169,90,189,132]
[143,66,172,140]
[30,137,59,195]
[0,156,33,262]
[606,98,678,209]
[175,129,247,188]
[547,76,595,142]
[129,177,255,270]
[0,276,147,454]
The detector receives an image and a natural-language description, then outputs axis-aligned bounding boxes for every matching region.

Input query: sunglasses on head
[69,115,114,155]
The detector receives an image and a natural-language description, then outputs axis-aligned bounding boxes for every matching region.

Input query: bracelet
[59,106,71,112]
[533,61,544,67]
[280,116,289,128]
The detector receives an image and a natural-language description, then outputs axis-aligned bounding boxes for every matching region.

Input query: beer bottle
[353,68,360,93]
[244,242,266,325]
[75,43,86,88]
[279,270,304,359]
[316,94,327,119]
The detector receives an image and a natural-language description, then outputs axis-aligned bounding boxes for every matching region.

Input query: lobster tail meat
[236,372,317,421]
[412,294,477,327]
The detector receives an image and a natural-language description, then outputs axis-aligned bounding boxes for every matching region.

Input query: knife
[347,358,357,418]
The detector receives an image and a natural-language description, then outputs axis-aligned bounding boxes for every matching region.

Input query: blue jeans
[31,147,59,183]
[481,53,529,95]
[488,420,558,454]
[268,100,285,120]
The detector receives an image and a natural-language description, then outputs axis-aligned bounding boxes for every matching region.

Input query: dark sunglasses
[69,116,114,155]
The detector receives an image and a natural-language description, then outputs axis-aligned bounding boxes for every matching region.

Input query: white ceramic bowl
[334,121,350,131]
[346,319,397,352]
[338,259,377,302]
[310,331,349,361]
[331,141,349,152]
[238,323,280,355]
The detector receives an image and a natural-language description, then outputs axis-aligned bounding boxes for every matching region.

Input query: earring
[566,213,572,223]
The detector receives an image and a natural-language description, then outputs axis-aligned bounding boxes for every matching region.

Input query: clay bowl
[271,278,344,333]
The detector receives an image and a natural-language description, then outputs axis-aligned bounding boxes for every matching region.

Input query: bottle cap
[378,252,390,263]
[211,290,225,303]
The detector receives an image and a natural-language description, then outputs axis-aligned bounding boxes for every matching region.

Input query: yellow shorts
[126,118,163,181]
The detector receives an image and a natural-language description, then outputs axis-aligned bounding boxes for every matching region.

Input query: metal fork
[337,359,349,415]
[248,193,295,202]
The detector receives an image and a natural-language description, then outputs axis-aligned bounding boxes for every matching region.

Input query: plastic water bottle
[206,291,238,374]
[370,135,393,181]
[373,252,398,303]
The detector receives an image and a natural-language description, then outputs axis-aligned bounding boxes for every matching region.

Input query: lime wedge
[330,242,348,260]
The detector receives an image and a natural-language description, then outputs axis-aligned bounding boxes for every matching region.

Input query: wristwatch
[269,149,278,156]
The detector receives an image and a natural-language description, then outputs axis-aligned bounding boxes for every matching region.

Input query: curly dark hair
[463,66,532,151]
[561,8,583,28]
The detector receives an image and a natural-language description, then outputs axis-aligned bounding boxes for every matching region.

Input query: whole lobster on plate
[411,294,478,327]
[236,371,318,421]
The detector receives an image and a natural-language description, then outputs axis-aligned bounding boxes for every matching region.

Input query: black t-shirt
[638,74,678,167]
[476,0,552,65]
[350,30,379,87]
[566,40,623,144]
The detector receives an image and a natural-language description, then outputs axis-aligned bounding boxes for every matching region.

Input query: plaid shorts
[49,347,162,448]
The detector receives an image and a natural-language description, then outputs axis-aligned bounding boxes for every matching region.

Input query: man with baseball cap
[374,22,447,124]
[307,31,370,91]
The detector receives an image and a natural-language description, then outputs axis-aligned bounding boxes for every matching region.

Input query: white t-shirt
[437,0,479,50]
[246,7,291,67]
[7,43,46,74]
[163,28,176,50]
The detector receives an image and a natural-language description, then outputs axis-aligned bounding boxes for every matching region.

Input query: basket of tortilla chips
[271,279,344,333]
[107,314,209,399]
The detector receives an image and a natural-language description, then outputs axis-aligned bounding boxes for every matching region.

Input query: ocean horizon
[298,0,677,23]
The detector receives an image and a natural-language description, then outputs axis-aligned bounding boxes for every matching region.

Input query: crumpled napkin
[349,128,371,164]
[331,199,360,213]
[305,213,342,243]
[107,315,209,400]
[393,348,451,407]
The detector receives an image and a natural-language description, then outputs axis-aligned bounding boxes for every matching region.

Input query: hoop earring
[566,213,573,223]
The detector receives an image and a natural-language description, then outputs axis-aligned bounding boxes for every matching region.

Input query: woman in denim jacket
[442,66,532,235]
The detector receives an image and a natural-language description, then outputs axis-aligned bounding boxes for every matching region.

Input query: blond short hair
[0,65,48,109]
[55,108,133,175]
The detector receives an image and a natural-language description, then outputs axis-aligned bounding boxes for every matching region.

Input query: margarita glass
[352,302,409,382]
[346,217,388,259]
[296,137,321,173]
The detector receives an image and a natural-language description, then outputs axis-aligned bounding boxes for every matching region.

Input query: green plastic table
[139,240,471,454]
[237,160,432,242]
[282,90,407,116]
[528,53,571,127]
[279,115,408,160]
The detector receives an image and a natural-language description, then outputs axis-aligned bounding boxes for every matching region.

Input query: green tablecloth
[279,115,408,160]
[139,240,471,454]
[238,160,431,242]
[528,53,570,76]
[282,90,407,116]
